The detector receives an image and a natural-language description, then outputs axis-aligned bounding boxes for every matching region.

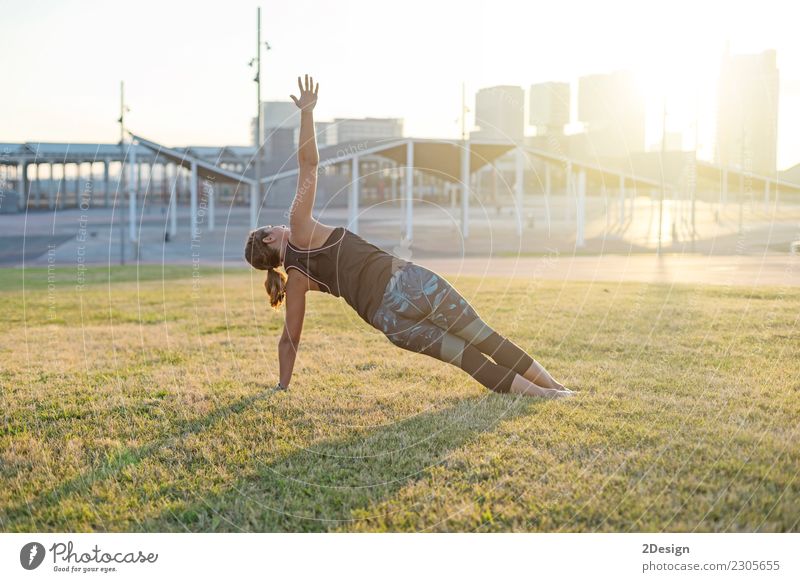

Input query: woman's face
[260,224,290,250]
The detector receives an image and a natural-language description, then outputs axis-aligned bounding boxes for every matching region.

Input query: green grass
[0,266,798,532]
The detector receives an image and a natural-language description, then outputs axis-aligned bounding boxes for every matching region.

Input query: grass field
[1,265,798,532]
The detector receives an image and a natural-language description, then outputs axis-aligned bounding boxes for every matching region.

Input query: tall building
[716,48,779,175]
[251,101,300,147]
[472,85,524,142]
[577,70,645,158]
[331,117,403,144]
[529,82,570,135]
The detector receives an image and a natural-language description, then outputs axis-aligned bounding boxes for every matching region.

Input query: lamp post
[250,8,263,230]
[117,81,130,265]
[657,97,666,256]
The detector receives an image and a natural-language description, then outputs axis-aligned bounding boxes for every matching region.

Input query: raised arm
[288,75,320,237]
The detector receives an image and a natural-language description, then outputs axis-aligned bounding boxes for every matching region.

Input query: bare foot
[510,376,576,398]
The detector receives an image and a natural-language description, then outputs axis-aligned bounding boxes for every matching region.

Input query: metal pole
[405,141,414,241]
[657,99,666,256]
[460,140,470,239]
[460,81,470,239]
[251,6,261,230]
[739,99,745,236]
[514,146,524,237]
[119,80,126,265]
[349,156,360,234]
[128,142,137,243]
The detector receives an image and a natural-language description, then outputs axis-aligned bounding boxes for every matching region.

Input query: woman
[245,75,574,398]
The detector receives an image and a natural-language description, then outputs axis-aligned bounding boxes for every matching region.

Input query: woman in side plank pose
[245,75,574,398]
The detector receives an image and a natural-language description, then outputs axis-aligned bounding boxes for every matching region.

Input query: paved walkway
[420,255,800,288]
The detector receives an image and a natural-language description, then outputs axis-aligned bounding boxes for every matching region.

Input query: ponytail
[265,267,287,310]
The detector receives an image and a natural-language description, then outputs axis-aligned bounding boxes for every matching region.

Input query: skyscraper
[472,86,524,142]
[529,82,570,135]
[251,101,300,147]
[715,48,779,175]
[331,118,403,144]
[577,70,645,158]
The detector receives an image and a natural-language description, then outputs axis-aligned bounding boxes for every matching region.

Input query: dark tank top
[283,227,408,324]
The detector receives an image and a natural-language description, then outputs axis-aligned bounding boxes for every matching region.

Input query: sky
[2,0,799,169]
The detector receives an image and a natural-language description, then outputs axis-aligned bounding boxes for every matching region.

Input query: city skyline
[3,0,800,169]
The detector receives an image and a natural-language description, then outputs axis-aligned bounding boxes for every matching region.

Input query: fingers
[296,74,318,97]
[290,95,299,106]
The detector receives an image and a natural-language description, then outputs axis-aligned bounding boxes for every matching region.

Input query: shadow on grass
[3,385,547,533]
[143,394,545,532]
[1,386,284,531]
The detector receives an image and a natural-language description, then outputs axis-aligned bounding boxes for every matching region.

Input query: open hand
[290,74,318,112]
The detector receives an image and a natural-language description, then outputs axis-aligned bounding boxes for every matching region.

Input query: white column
[47,163,55,209]
[460,141,470,238]
[103,159,111,207]
[576,169,586,248]
[143,162,151,214]
[564,161,572,222]
[128,143,138,242]
[619,175,626,224]
[30,164,39,206]
[544,163,552,226]
[207,177,215,232]
[168,164,177,239]
[55,164,63,209]
[75,162,82,207]
[137,162,143,198]
[162,163,169,203]
[17,162,26,210]
[349,156,360,234]
[514,147,524,237]
[405,141,414,241]
[721,168,728,205]
[249,172,259,230]
[190,161,198,240]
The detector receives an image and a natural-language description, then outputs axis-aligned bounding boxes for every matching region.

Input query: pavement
[419,254,800,288]
[1,196,798,288]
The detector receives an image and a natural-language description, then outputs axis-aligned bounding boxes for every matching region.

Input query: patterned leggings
[370,263,534,393]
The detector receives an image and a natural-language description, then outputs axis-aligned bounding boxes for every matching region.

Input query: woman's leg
[396,264,567,390]
[375,311,565,396]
